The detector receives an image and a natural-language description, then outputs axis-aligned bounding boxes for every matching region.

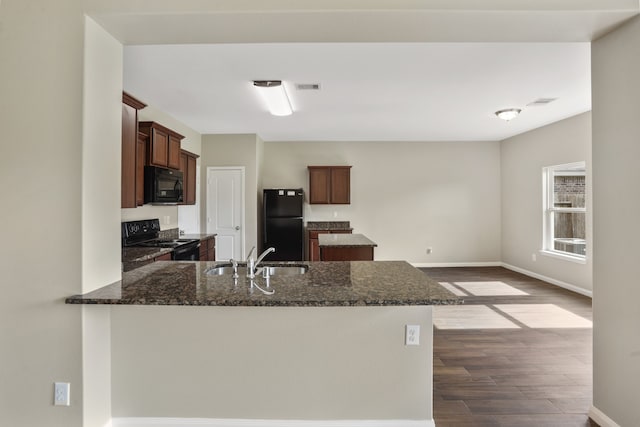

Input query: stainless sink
[263,266,308,276]
[207,266,248,276]
[206,264,308,276]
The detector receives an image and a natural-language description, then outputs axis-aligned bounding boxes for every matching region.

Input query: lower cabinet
[199,237,216,261]
[320,246,375,261]
[308,229,352,261]
[155,252,172,261]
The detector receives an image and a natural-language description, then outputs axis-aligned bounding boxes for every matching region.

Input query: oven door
[172,241,200,261]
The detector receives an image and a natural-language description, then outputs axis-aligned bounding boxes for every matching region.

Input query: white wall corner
[588,406,622,427]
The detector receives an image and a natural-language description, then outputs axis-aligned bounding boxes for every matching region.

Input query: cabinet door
[308,230,323,261]
[199,243,208,261]
[167,135,182,170]
[180,150,198,205]
[155,252,172,261]
[135,133,147,206]
[308,167,331,204]
[209,238,216,261]
[150,128,169,167]
[179,152,188,205]
[186,154,197,204]
[330,167,351,204]
[309,237,320,261]
[121,103,137,208]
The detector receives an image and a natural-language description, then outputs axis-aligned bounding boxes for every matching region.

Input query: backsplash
[158,228,180,240]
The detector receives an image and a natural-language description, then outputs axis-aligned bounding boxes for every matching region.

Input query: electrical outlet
[426,247,433,255]
[532,253,537,262]
[405,325,420,346]
[54,382,70,406]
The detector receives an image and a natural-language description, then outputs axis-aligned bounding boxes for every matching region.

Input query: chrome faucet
[246,246,256,264]
[229,258,239,279]
[246,246,276,279]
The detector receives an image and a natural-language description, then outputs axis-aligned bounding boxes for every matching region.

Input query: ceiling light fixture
[495,108,522,121]
[253,80,293,116]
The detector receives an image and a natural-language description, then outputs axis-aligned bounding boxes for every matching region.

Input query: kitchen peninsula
[67,261,458,426]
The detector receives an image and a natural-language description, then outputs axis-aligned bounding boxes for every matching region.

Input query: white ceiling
[108,1,637,142]
[124,42,591,141]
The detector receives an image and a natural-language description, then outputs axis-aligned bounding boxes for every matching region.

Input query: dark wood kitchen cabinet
[121,92,147,208]
[308,166,352,204]
[155,252,172,261]
[139,121,184,170]
[135,132,147,206]
[199,236,216,261]
[308,229,352,261]
[179,149,199,205]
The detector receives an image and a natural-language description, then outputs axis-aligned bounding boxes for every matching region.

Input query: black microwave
[144,166,183,204]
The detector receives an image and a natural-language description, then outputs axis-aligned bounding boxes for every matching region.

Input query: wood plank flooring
[421,267,596,427]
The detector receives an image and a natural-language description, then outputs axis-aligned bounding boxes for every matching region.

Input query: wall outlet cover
[405,325,420,346]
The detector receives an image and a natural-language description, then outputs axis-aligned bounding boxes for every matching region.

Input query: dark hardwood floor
[421,267,596,427]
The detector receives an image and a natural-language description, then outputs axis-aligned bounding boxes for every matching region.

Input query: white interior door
[206,167,244,261]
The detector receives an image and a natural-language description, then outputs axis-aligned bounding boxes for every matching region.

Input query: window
[542,162,586,262]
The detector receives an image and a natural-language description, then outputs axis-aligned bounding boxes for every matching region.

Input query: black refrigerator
[263,189,304,261]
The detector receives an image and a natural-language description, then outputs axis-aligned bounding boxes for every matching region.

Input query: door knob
[235,226,240,230]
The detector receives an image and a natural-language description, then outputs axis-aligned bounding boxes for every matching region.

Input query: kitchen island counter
[70,260,457,424]
[66,260,459,306]
[319,233,378,261]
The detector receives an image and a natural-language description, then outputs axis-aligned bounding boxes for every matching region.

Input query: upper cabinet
[179,149,199,205]
[139,121,184,170]
[308,166,352,204]
[135,131,147,206]
[121,92,147,209]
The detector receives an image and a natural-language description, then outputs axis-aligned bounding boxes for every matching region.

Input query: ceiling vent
[296,83,321,91]
[527,97,557,107]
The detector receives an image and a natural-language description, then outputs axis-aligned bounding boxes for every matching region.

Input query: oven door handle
[173,243,200,256]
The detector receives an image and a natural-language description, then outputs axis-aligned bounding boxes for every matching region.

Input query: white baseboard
[411,261,501,268]
[112,419,435,427]
[501,263,592,298]
[588,406,621,427]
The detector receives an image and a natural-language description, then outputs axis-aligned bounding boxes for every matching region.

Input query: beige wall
[0,1,84,426]
[82,15,123,427]
[501,112,592,294]
[263,140,502,264]
[201,134,262,254]
[111,305,433,421]
[592,16,640,426]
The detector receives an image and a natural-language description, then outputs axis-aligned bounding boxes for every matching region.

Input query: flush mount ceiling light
[253,80,293,116]
[495,108,522,121]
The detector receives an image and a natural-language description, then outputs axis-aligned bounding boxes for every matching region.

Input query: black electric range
[121,219,200,261]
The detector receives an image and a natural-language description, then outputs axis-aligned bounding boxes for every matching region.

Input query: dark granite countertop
[319,233,377,248]
[122,246,173,263]
[66,260,460,307]
[306,221,353,231]
[122,233,216,265]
